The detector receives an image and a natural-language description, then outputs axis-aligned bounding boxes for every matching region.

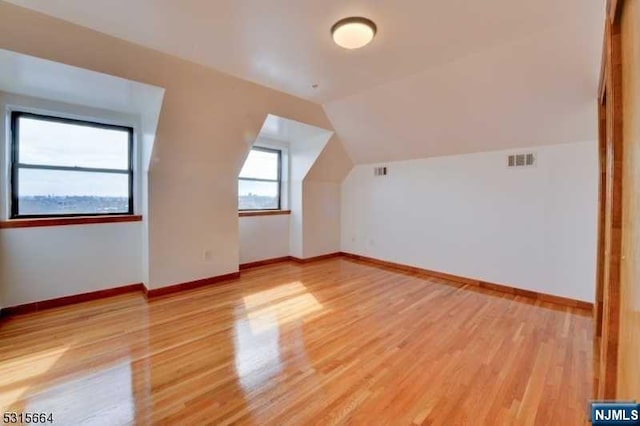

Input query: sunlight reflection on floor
[234,281,326,392]
[242,281,325,335]
[0,345,70,408]
[234,316,282,391]
[24,361,135,426]
[243,281,315,311]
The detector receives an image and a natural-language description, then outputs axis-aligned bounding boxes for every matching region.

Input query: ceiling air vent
[374,166,388,177]
[507,153,536,169]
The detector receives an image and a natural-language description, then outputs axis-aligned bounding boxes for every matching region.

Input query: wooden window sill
[239,210,291,217]
[0,215,143,229]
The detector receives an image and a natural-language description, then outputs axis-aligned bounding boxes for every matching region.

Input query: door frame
[594,0,624,400]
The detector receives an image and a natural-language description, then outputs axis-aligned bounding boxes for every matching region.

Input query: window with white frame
[238,147,281,210]
[10,112,134,218]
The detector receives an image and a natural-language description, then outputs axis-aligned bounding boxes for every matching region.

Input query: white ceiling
[259,114,333,146]
[0,49,163,118]
[258,114,334,181]
[0,48,165,169]
[324,14,604,163]
[5,0,605,163]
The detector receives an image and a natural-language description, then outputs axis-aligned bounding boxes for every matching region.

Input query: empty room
[0,0,638,425]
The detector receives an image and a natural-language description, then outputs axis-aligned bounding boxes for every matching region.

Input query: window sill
[239,210,291,217]
[0,215,143,229]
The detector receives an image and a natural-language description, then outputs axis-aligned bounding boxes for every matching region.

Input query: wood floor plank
[0,258,593,425]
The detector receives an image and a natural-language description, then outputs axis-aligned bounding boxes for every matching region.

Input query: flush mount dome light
[331,17,377,49]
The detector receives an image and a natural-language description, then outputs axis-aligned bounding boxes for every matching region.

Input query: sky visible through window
[15,118,281,214]
[18,117,129,197]
[239,149,279,209]
[14,116,131,216]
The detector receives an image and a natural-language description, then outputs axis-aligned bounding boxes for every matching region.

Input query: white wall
[289,181,304,258]
[1,223,142,306]
[0,50,164,295]
[303,181,341,258]
[238,181,341,263]
[243,116,338,261]
[285,124,333,259]
[0,4,353,293]
[341,141,598,302]
[0,92,144,307]
[239,215,290,264]
[238,128,340,263]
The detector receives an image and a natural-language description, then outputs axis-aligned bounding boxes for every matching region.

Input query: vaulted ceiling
[5,0,605,163]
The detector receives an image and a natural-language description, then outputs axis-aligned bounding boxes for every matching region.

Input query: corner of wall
[305,134,354,183]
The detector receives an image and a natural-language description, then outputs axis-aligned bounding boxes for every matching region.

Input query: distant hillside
[19,196,129,215]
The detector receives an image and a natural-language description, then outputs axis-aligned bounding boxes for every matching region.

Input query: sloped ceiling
[4,0,605,163]
[257,114,334,181]
[0,48,165,169]
[324,15,603,163]
[0,49,163,117]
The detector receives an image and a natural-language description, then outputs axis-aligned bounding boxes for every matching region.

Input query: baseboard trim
[0,251,591,317]
[151,253,342,297]
[240,253,342,269]
[340,252,593,311]
[240,256,292,270]
[290,253,342,263]
[0,283,145,317]
[145,272,241,299]
[0,253,341,317]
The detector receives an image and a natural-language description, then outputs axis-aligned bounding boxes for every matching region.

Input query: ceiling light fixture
[331,17,377,49]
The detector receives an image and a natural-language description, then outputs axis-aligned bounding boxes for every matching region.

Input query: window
[238,147,281,210]
[10,112,134,218]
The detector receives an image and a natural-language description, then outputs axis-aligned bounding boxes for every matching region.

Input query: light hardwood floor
[0,258,593,425]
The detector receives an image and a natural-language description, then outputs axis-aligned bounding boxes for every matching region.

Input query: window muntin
[238,147,281,211]
[10,112,134,218]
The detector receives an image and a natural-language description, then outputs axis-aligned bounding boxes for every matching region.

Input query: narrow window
[10,112,134,218]
[238,147,281,210]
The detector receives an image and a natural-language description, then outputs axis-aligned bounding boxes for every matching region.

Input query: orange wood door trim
[608,0,621,22]
[595,13,624,400]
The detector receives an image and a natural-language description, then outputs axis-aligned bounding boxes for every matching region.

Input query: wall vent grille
[507,153,536,168]
[374,166,388,177]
